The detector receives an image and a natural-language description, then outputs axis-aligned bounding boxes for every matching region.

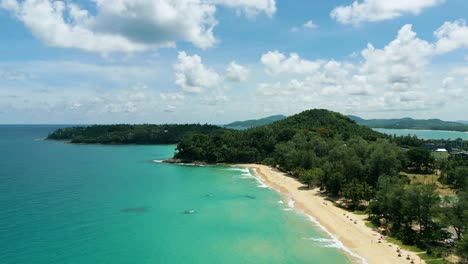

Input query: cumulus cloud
[261,51,322,75]
[360,24,433,92]
[330,0,444,25]
[226,61,249,82]
[257,21,468,114]
[434,20,468,53]
[174,51,221,93]
[0,0,276,54]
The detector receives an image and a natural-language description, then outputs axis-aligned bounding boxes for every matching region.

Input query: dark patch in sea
[120,207,149,213]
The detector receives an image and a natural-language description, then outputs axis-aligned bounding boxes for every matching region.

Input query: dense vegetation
[349,115,468,132]
[47,124,226,144]
[224,114,287,129]
[175,109,383,163]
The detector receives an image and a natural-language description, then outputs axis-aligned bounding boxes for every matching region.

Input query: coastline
[238,164,426,264]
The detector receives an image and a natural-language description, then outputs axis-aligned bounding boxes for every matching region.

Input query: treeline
[439,156,468,261]
[47,124,226,144]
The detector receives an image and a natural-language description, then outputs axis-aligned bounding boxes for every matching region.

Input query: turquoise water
[0,125,353,264]
[374,128,468,140]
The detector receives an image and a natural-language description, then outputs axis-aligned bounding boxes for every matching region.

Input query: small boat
[183,210,195,214]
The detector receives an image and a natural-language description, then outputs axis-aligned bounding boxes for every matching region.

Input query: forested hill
[348,115,468,131]
[174,109,384,164]
[224,115,287,129]
[47,124,226,144]
[271,109,381,139]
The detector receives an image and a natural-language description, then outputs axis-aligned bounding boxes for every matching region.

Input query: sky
[0,0,467,124]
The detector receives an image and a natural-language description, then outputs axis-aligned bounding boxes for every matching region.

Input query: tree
[342,179,373,209]
[456,237,468,264]
[406,147,434,173]
[298,168,323,189]
[440,191,468,240]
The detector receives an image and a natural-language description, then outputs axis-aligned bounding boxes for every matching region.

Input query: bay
[0,125,353,264]
[373,128,468,140]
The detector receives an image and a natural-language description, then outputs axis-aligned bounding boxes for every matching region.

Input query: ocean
[373,128,468,140]
[0,125,354,264]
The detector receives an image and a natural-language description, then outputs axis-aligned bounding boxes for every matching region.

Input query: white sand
[239,164,426,264]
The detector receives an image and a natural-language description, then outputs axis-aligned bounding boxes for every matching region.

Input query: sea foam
[305,214,368,264]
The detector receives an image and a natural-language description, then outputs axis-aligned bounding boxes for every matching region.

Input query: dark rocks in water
[163,158,182,163]
[120,207,149,213]
[183,210,195,214]
[245,195,256,199]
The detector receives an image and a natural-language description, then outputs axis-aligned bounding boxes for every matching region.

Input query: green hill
[174,108,410,198]
[224,115,287,129]
[348,116,468,131]
[174,109,384,164]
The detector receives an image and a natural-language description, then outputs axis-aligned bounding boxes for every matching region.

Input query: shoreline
[238,164,426,264]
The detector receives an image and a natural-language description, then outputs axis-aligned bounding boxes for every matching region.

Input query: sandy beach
[239,164,426,264]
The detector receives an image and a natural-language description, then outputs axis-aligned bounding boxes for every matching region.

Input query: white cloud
[164,105,177,113]
[330,0,444,25]
[360,24,434,92]
[257,21,468,115]
[434,20,468,53]
[97,84,151,113]
[54,84,158,114]
[261,51,322,75]
[174,51,221,93]
[226,61,249,82]
[0,0,276,54]
[291,20,318,32]
[160,92,185,101]
[208,0,276,17]
[201,94,229,105]
[303,20,318,29]
[0,60,159,88]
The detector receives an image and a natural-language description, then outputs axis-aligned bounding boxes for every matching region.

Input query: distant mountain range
[224,115,287,129]
[225,114,468,132]
[348,116,468,132]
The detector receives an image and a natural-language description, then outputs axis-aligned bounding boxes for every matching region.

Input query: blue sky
[1,0,467,124]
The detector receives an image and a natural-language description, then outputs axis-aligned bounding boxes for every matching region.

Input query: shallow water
[0,125,354,264]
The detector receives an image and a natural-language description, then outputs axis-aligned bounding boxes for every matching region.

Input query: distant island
[47,124,225,144]
[348,115,468,132]
[224,114,287,129]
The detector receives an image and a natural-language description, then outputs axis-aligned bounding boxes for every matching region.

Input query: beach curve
[237,164,426,264]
